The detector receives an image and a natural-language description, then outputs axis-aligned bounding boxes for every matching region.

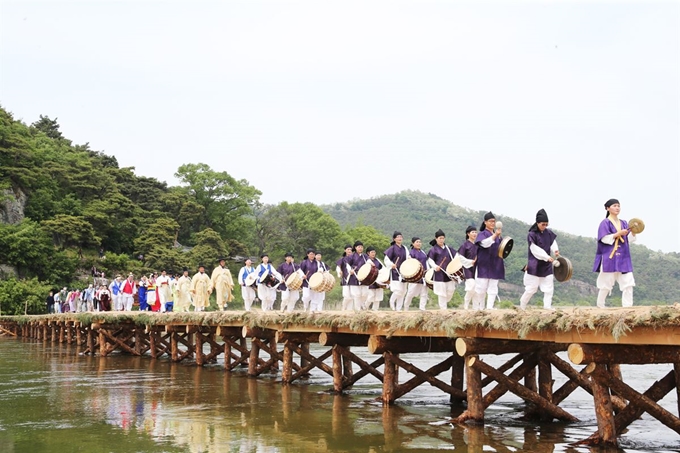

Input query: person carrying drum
[300,248,317,311]
[310,252,329,312]
[237,258,257,311]
[384,231,409,311]
[427,229,474,310]
[278,253,300,313]
[347,241,370,310]
[255,254,282,311]
[594,198,636,308]
[519,209,559,310]
[365,247,385,310]
[472,212,506,310]
[403,237,429,311]
[458,226,478,310]
[336,245,354,311]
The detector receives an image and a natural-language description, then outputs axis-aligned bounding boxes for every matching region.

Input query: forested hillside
[323,191,680,304]
[1,106,677,314]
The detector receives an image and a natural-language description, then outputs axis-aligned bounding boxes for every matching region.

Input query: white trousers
[113,294,122,311]
[241,286,256,311]
[596,272,635,307]
[309,290,325,312]
[473,278,499,310]
[280,289,300,312]
[341,286,353,311]
[433,281,456,310]
[404,283,428,310]
[367,288,384,310]
[301,287,312,311]
[463,278,476,309]
[349,285,369,311]
[121,294,134,311]
[257,284,277,311]
[519,274,554,309]
[389,280,407,310]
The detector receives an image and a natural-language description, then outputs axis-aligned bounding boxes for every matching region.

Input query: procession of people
[46,198,640,314]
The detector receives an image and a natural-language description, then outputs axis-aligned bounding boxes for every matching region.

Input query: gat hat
[366,246,376,253]
[353,240,363,248]
[480,211,496,230]
[536,209,549,223]
[182,267,189,273]
[285,252,294,258]
[429,229,446,246]
[306,248,316,255]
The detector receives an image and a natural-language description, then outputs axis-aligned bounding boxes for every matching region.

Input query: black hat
[480,211,496,230]
[353,240,363,248]
[344,244,353,250]
[306,248,316,255]
[411,236,420,243]
[465,226,476,238]
[435,229,445,238]
[284,252,294,258]
[536,209,549,223]
[217,257,227,262]
[198,264,205,269]
[366,246,376,253]
[182,267,189,273]
[260,253,268,259]
[392,231,402,239]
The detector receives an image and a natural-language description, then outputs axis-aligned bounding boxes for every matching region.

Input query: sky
[1,1,679,253]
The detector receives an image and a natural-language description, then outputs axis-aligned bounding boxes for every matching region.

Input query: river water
[0,337,678,453]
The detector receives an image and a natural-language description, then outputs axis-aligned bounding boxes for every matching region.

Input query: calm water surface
[0,337,678,453]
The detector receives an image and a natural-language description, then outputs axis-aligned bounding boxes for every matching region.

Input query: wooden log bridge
[1,305,679,447]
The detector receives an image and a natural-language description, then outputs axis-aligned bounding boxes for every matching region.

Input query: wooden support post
[675,363,680,418]
[224,338,232,370]
[98,329,107,356]
[59,322,65,343]
[332,345,343,394]
[51,323,57,343]
[465,356,484,424]
[524,353,537,415]
[342,348,353,382]
[87,327,95,355]
[300,343,310,377]
[248,339,260,377]
[471,358,578,423]
[282,341,295,384]
[382,352,398,405]
[450,353,465,406]
[594,364,680,435]
[538,356,554,421]
[171,332,179,362]
[134,328,143,356]
[590,364,618,447]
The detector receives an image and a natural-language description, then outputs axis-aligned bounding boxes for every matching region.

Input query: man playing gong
[519,209,559,310]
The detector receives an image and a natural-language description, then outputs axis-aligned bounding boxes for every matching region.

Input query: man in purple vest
[473,212,505,310]
[458,226,478,309]
[593,198,636,307]
[299,248,317,311]
[347,241,369,310]
[384,231,409,311]
[336,245,353,310]
[519,209,559,310]
[278,253,300,313]
[404,237,429,310]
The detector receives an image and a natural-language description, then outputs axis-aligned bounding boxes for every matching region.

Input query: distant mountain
[322,191,680,305]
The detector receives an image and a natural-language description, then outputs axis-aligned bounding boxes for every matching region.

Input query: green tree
[174,163,261,240]
[0,277,52,315]
[41,215,100,249]
[345,224,391,255]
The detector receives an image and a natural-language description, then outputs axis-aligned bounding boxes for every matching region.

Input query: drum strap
[608,218,625,259]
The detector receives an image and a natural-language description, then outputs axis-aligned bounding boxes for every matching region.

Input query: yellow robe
[211,265,234,306]
[190,272,213,309]
[176,275,193,312]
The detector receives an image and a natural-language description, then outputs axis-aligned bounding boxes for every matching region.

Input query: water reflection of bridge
[2,307,679,448]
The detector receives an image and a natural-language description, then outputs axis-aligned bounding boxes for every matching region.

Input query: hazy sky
[1,1,678,253]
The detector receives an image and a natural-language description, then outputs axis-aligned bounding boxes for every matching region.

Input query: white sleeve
[335,266,342,278]
[427,258,437,268]
[384,255,394,267]
[479,237,494,248]
[238,268,246,284]
[601,234,615,245]
[458,255,474,268]
[530,243,551,261]
[550,240,559,254]
[629,234,637,244]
